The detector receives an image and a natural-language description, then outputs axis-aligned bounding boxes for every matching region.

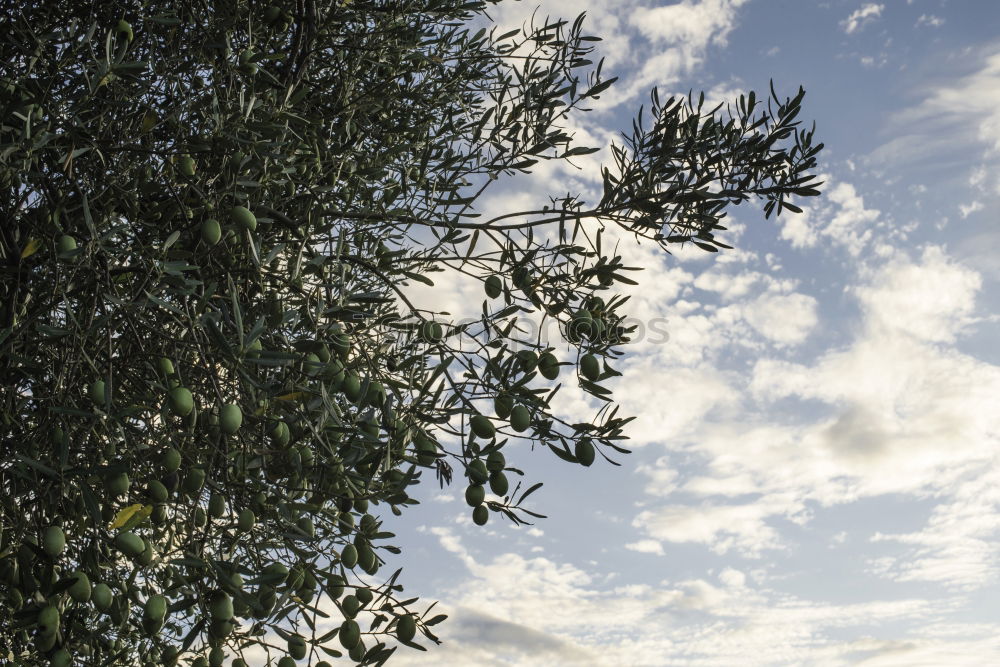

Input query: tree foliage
[0,0,822,665]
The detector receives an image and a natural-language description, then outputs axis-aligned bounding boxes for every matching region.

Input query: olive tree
[0,0,822,665]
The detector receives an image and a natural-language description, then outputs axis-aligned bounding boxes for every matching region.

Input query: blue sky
[270,2,1000,665]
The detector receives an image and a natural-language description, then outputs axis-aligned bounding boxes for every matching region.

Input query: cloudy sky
[330,2,1000,665]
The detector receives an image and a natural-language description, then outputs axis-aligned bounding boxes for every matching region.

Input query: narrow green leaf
[402,271,433,286]
[519,482,543,503]
[163,230,181,251]
[585,76,618,97]
[14,454,58,478]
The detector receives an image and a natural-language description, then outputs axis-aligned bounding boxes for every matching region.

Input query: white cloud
[476,0,749,113]
[693,269,761,300]
[742,292,818,345]
[633,499,789,556]
[718,567,747,587]
[958,200,983,218]
[970,165,987,189]
[853,245,981,343]
[841,3,885,34]
[779,205,819,248]
[776,175,879,256]
[381,525,1000,667]
[860,54,887,69]
[966,164,1000,196]
[845,636,1000,666]
[874,50,1000,168]
[750,330,1000,478]
[624,538,666,555]
[628,0,749,50]
[629,243,1000,578]
[823,181,879,256]
[604,0,749,106]
[915,14,945,28]
[617,361,739,446]
[635,458,681,497]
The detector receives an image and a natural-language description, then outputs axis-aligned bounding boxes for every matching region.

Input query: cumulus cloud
[853,245,982,343]
[718,567,746,587]
[628,0,748,47]
[616,361,739,446]
[605,240,999,585]
[841,3,885,34]
[820,403,893,463]
[775,175,879,257]
[779,205,819,248]
[693,269,761,301]
[609,0,750,106]
[634,500,787,556]
[742,292,818,345]
[625,538,666,555]
[823,181,879,255]
[379,524,1000,667]
[958,200,983,218]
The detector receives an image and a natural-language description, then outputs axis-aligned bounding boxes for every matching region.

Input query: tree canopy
[0,0,822,665]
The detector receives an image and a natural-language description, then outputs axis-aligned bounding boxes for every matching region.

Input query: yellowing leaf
[275,392,308,402]
[122,505,153,530]
[109,503,152,530]
[20,238,42,259]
